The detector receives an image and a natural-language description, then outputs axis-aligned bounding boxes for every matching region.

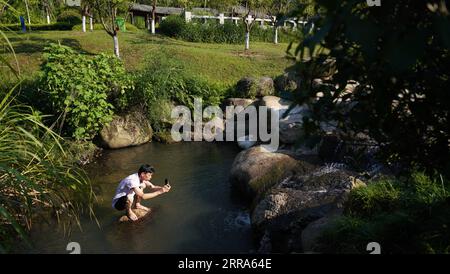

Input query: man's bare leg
[134,195,150,211]
[126,197,138,221]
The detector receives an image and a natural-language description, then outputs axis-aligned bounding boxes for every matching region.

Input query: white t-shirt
[112,173,141,208]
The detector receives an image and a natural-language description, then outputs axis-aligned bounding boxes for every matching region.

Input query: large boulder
[222,98,256,110]
[274,71,302,93]
[99,110,153,149]
[251,164,365,253]
[300,215,335,252]
[229,146,298,200]
[257,77,275,97]
[236,77,275,99]
[259,96,293,118]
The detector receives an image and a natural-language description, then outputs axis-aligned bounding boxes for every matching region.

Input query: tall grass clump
[0,23,95,253]
[0,90,95,253]
[317,172,450,254]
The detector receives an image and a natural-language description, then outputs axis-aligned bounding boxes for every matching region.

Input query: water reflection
[18,142,254,254]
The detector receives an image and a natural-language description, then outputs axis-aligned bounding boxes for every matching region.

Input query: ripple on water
[223,210,251,232]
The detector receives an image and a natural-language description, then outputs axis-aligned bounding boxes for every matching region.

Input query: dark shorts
[114,196,128,211]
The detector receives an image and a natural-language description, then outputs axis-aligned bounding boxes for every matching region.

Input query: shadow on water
[16,142,254,254]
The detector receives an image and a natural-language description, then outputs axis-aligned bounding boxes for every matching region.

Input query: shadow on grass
[126,33,173,47]
[5,35,93,55]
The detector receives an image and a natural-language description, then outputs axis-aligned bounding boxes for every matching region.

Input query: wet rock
[279,104,310,144]
[118,208,152,223]
[251,165,365,253]
[318,135,344,163]
[318,131,379,166]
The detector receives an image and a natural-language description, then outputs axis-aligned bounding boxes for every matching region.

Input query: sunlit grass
[1,30,295,86]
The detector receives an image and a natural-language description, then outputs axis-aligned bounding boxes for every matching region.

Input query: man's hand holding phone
[163,178,171,192]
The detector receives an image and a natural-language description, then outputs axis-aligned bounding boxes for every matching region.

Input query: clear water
[19,142,253,254]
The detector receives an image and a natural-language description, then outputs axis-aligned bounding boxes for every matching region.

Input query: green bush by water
[39,43,134,140]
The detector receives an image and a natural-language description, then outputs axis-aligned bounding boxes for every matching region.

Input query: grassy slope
[2,30,295,86]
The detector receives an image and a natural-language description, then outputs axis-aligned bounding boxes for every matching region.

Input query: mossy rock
[153,131,179,144]
[230,146,299,201]
[235,77,275,99]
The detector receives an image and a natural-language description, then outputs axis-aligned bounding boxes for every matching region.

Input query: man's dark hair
[138,164,155,175]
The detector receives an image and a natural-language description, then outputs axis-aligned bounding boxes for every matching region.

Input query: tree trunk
[274,26,278,44]
[90,17,93,31]
[82,15,86,32]
[152,2,156,35]
[24,0,31,25]
[245,31,250,50]
[45,7,50,24]
[113,35,120,58]
[151,18,155,34]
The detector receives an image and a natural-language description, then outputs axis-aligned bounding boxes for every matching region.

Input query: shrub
[159,15,300,44]
[129,51,226,132]
[147,99,175,133]
[159,15,186,37]
[40,43,133,140]
[57,9,82,25]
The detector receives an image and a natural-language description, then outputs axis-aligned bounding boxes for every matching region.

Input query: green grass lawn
[2,30,296,86]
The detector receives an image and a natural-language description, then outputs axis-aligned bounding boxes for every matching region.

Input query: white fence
[182,11,306,29]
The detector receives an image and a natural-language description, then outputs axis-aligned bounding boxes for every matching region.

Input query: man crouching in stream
[112,164,171,221]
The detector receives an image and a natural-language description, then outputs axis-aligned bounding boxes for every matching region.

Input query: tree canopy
[291,0,450,174]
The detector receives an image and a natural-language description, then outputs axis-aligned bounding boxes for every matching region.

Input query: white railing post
[246,14,253,25]
[219,13,225,25]
[184,11,192,23]
[273,16,278,44]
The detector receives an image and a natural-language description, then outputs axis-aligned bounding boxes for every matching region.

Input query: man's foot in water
[127,210,138,221]
[135,204,150,211]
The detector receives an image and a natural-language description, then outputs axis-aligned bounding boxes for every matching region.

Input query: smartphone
[165,178,170,186]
